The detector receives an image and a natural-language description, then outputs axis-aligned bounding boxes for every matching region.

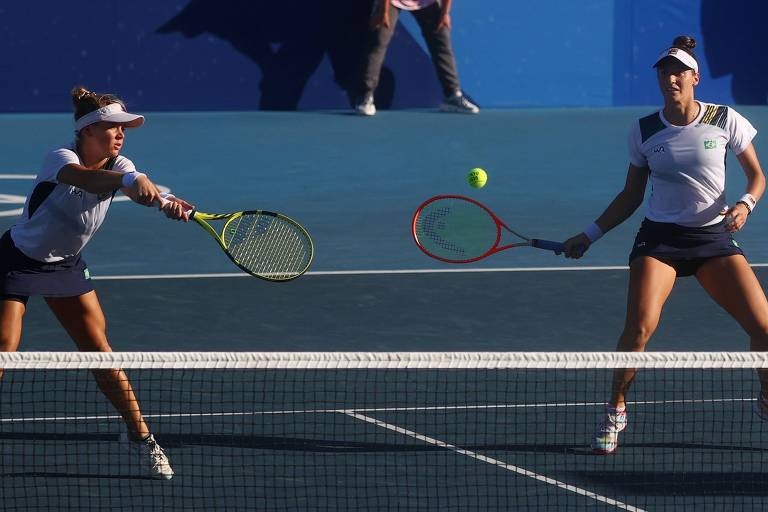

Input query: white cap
[653,47,699,73]
[74,103,144,132]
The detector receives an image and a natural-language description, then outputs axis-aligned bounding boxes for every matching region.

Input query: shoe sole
[592,433,621,454]
[591,422,625,455]
[439,105,479,114]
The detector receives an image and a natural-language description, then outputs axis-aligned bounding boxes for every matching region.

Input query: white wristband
[121,171,146,188]
[738,193,756,214]
[583,222,604,243]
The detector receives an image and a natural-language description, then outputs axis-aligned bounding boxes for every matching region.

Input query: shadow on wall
[157,0,443,110]
[701,0,767,105]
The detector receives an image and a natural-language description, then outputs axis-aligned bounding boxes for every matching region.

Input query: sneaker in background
[354,94,376,116]
[440,91,480,114]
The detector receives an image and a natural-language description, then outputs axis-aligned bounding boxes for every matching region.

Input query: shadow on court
[12,269,764,352]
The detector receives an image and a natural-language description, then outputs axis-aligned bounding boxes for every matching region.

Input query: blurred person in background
[354,0,479,116]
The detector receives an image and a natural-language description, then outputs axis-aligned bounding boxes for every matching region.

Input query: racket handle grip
[531,239,565,253]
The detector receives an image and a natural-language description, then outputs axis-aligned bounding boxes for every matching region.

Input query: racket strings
[230,217,308,279]
[223,214,312,280]
[235,216,309,277]
[418,207,467,256]
[414,198,499,261]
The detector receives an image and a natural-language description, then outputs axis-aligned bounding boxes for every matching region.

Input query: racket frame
[191,209,314,281]
[412,195,561,263]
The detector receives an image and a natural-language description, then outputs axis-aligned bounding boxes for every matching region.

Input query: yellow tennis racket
[186,207,314,282]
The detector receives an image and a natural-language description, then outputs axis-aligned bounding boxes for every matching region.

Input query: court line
[346,410,646,512]
[0,396,755,423]
[0,174,171,217]
[91,268,625,280]
[89,264,768,280]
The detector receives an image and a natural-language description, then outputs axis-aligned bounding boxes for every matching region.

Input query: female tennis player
[0,87,192,478]
[562,36,768,455]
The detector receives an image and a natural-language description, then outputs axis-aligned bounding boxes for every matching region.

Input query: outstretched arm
[57,164,160,206]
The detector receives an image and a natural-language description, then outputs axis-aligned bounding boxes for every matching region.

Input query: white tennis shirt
[11,145,136,262]
[628,101,757,227]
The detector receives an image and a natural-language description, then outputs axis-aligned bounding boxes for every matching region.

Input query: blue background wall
[0,0,765,112]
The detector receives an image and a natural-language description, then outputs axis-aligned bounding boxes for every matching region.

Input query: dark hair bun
[71,86,93,103]
[672,35,696,51]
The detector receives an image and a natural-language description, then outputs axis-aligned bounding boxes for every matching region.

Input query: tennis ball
[467,168,488,188]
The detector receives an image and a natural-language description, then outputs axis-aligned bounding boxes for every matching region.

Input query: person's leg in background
[412,2,479,113]
[355,2,400,115]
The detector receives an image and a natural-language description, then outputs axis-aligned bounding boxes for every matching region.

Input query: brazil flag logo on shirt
[704,139,717,149]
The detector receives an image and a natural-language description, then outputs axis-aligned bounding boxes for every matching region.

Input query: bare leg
[695,255,768,393]
[609,257,677,408]
[0,299,26,379]
[45,292,149,439]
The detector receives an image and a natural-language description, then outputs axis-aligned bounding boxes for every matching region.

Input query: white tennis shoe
[591,405,627,455]
[121,432,174,480]
[354,95,376,116]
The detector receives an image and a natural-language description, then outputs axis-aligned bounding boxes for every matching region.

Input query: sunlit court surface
[2,106,768,510]
[10,5,768,512]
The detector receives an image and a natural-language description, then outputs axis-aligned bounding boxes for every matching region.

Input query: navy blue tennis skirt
[628,218,744,277]
[0,231,93,303]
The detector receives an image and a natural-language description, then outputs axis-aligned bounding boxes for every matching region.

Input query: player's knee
[0,332,21,352]
[618,324,656,351]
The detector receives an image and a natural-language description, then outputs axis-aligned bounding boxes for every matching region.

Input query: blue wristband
[583,222,603,243]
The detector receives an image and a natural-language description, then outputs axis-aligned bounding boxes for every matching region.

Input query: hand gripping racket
[412,195,564,263]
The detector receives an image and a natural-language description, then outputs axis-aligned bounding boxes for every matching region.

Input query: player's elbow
[617,190,644,214]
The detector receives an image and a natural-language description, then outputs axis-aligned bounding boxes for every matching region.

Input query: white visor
[74,103,144,132]
[653,47,699,73]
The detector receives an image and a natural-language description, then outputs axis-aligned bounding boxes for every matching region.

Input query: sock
[129,432,151,443]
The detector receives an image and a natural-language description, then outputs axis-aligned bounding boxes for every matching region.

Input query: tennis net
[1,351,768,511]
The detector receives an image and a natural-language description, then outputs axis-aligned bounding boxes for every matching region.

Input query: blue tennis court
[1,108,768,510]
[2,108,768,349]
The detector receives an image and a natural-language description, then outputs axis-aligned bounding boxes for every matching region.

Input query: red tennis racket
[412,195,564,263]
